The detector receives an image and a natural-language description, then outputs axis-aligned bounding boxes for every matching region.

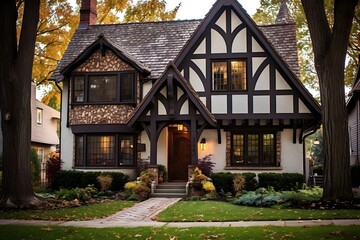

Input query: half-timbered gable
[57,0,321,180]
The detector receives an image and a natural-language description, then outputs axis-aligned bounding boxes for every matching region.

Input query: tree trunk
[0,0,42,207]
[302,0,358,201]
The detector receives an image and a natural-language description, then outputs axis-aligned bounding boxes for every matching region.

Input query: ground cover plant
[0,225,360,240]
[155,201,360,222]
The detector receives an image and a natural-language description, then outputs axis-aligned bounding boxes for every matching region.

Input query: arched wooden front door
[168,127,191,181]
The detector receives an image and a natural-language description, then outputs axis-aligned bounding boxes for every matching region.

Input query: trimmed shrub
[258,173,305,191]
[351,164,360,187]
[258,173,282,190]
[211,172,258,195]
[211,172,234,194]
[281,173,305,190]
[108,172,129,191]
[242,172,257,191]
[50,170,129,191]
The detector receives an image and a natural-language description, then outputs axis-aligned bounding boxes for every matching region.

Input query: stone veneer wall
[69,49,141,125]
[70,105,135,125]
[225,131,281,168]
[74,49,134,72]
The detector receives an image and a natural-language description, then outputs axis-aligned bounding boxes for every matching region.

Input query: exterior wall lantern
[177,124,184,131]
[200,138,206,151]
[313,138,320,145]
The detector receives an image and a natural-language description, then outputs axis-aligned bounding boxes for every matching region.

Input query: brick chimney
[79,0,97,29]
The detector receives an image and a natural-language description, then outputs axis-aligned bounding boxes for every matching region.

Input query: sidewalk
[0,197,360,228]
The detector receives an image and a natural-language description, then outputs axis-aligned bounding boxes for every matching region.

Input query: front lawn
[0,200,135,221]
[156,201,360,222]
[0,225,360,240]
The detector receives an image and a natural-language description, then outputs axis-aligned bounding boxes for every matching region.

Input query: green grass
[0,200,135,221]
[156,201,360,222]
[0,225,360,240]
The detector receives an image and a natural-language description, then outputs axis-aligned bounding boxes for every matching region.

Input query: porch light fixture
[313,138,320,145]
[177,124,184,131]
[200,138,206,151]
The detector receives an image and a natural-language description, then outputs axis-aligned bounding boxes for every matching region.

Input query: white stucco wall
[157,128,168,166]
[198,129,227,172]
[60,82,74,170]
[280,129,304,174]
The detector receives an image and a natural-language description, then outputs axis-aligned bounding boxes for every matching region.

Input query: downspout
[302,127,317,180]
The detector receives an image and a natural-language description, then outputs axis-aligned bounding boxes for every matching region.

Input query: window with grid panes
[74,134,136,167]
[212,60,246,91]
[231,132,276,166]
[72,73,135,103]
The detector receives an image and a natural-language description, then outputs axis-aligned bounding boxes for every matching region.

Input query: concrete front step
[151,193,188,198]
[151,182,188,198]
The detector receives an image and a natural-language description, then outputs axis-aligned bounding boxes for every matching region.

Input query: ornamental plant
[124,181,137,190]
[190,167,216,195]
[202,181,215,192]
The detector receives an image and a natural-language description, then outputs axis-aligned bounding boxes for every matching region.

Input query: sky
[167,0,260,19]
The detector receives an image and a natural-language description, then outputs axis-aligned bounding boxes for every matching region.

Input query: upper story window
[36,108,43,125]
[72,72,136,104]
[212,60,247,91]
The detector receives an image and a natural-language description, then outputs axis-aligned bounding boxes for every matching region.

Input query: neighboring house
[0,83,60,165]
[347,63,360,165]
[30,83,60,166]
[56,0,321,181]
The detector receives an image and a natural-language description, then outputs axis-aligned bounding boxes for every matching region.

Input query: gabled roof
[127,62,217,127]
[57,10,304,81]
[174,0,320,117]
[58,20,201,79]
[60,34,151,76]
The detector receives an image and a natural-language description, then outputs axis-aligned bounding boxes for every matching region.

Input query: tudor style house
[347,63,360,165]
[56,0,321,181]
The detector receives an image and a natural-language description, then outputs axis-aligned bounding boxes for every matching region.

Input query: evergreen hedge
[50,170,129,191]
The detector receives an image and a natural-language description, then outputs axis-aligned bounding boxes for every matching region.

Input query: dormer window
[72,72,136,104]
[212,60,247,91]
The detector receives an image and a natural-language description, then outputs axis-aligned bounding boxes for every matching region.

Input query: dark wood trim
[173,2,321,119]
[71,124,135,133]
[70,72,137,105]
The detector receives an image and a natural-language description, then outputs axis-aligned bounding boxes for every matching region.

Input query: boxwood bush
[211,172,234,194]
[258,173,305,191]
[50,170,129,191]
[210,172,258,194]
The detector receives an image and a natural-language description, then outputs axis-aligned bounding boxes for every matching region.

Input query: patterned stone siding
[74,49,134,72]
[225,131,282,168]
[69,49,141,125]
[70,105,135,125]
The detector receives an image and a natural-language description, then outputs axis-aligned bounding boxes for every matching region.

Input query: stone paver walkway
[1,197,360,228]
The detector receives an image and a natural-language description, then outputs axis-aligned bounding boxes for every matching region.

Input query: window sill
[71,102,137,106]
[73,166,136,170]
[225,166,283,171]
